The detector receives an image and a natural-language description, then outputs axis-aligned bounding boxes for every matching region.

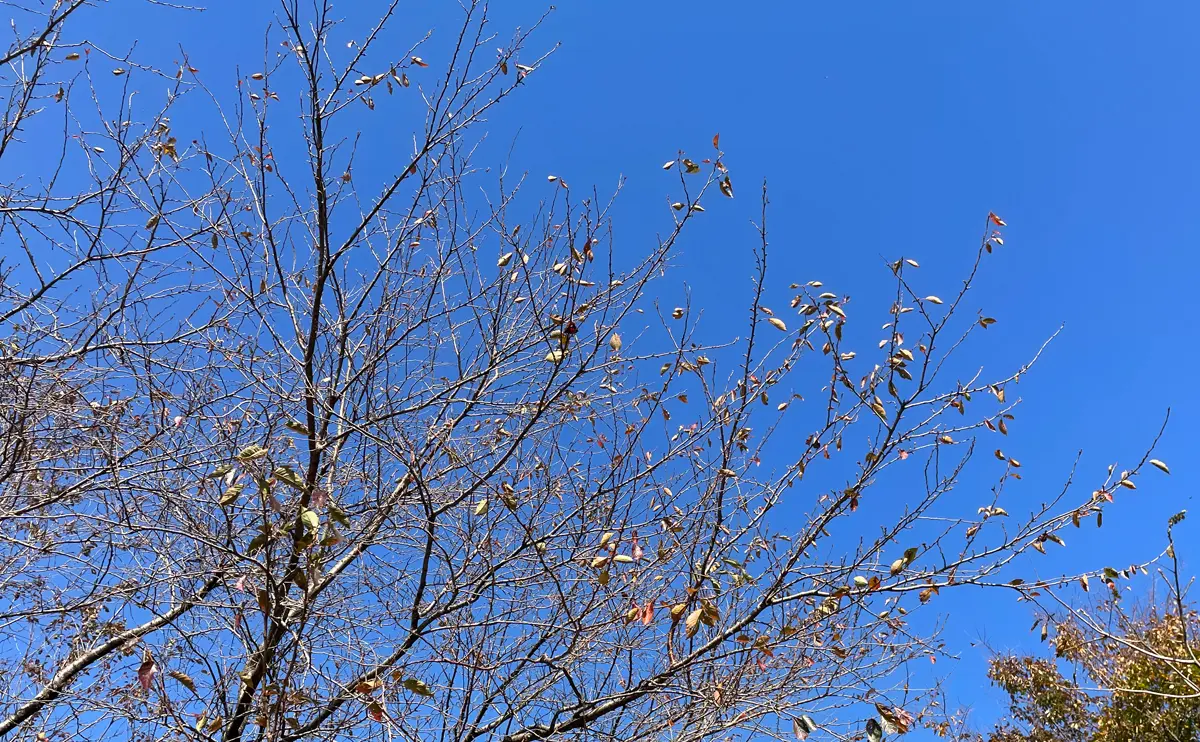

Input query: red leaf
[712,133,720,149]
[137,659,158,691]
[988,212,1006,227]
[311,487,328,508]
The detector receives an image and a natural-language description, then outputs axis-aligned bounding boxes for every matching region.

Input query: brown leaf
[137,658,158,691]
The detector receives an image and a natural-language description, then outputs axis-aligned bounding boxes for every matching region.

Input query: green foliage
[985,604,1200,741]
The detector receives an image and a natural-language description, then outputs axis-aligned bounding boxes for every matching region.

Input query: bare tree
[0,2,1174,742]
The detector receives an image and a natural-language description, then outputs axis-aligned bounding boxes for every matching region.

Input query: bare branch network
[0,2,1171,742]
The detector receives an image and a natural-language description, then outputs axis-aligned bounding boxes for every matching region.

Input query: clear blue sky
[70,0,1200,735]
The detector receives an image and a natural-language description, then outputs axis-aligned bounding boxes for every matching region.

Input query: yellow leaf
[767,317,787,332]
[497,252,513,267]
[924,296,943,305]
[1149,459,1170,475]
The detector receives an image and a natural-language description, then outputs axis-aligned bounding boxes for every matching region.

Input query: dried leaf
[1150,459,1171,475]
[767,317,787,332]
[169,670,196,693]
[792,715,817,740]
[137,658,158,691]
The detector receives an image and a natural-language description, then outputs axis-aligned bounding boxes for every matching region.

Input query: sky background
[58,0,1200,736]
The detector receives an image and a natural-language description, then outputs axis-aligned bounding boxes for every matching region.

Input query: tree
[0,2,1174,741]
[984,514,1199,742]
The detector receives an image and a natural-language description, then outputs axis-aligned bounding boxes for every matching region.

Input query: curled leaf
[137,658,158,691]
[402,677,434,696]
[169,670,196,693]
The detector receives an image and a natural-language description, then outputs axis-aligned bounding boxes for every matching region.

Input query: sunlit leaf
[137,658,158,691]
[236,445,269,461]
[169,670,196,693]
[402,677,434,696]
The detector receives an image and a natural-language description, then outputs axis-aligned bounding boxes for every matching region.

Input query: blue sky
[59,0,1200,735]
[501,2,1200,727]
